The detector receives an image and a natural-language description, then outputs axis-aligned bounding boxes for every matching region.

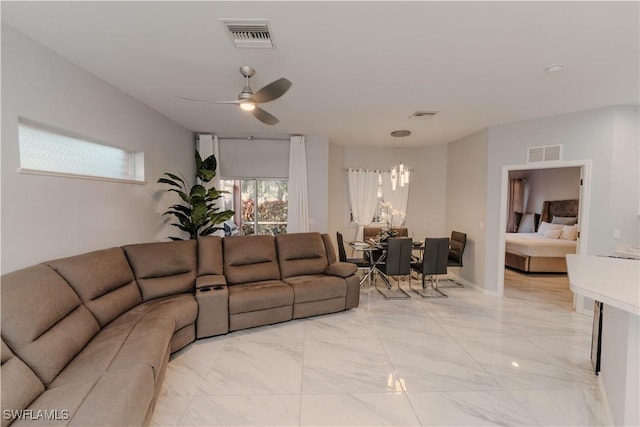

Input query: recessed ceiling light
[545,63,564,73]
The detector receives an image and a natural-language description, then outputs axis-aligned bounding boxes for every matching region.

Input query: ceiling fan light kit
[176,65,291,125]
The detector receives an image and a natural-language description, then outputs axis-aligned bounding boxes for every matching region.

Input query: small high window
[18,119,144,183]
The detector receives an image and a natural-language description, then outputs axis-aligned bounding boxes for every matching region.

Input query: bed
[505,199,579,273]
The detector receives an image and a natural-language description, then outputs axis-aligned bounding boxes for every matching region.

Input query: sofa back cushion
[198,236,224,276]
[45,247,141,328]
[123,240,197,301]
[321,233,337,264]
[223,235,280,285]
[1,265,100,386]
[1,339,45,427]
[276,233,329,278]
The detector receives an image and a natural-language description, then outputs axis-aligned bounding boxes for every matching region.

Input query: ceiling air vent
[527,144,563,163]
[409,111,439,119]
[221,19,274,48]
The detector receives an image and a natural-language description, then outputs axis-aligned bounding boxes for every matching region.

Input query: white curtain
[348,169,379,240]
[381,171,410,227]
[287,135,309,232]
[197,134,225,236]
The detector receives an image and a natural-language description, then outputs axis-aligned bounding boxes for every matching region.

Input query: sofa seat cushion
[107,315,174,380]
[228,280,293,315]
[142,294,198,332]
[1,340,44,427]
[15,378,98,426]
[107,294,197,335]
[23,363,154,427]
[48,319,136,389]
[283,275,347,303]
[50,294,196,388]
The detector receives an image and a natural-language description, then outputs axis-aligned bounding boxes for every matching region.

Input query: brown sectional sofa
[1,232,358,426]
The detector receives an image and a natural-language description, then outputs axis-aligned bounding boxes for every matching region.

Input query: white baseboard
[446,273,499,295]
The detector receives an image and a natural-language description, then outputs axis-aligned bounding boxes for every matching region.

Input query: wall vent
[527,144,563,163]
[409,111,439,119]
[221,19,274,48]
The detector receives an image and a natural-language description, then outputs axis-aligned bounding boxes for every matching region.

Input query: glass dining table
[348,240,387,286]
[348,239,424,289]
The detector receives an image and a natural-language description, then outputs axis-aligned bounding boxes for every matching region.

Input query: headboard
[540,199,579,224]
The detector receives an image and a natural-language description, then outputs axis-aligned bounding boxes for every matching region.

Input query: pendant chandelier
[390,130,411,191]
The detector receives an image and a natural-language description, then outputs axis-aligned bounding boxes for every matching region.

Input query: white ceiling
[2,1,638,147]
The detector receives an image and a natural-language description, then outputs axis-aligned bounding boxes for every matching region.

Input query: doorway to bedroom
[497,160,592,314]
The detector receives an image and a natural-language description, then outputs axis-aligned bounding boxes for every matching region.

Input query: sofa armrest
[324,262,358,278]
[196,274,227,289]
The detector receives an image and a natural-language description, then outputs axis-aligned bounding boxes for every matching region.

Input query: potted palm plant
[158,150,234,240]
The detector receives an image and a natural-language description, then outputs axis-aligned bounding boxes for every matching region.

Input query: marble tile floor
[151,272,610,426]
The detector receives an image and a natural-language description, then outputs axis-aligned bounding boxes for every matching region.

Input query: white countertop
[566,254,640,315]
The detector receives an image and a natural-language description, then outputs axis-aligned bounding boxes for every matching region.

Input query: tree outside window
[220,179,288,235]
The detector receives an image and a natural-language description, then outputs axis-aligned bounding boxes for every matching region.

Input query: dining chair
[362,227,408,264]
[336,232,371,284]
[410,237,449,298]
[443,231,467,287]
[375,237,412,299]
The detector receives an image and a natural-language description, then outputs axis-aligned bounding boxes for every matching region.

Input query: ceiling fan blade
[174,96,240,104]
[250,78,292,104]
[251,107,279,125]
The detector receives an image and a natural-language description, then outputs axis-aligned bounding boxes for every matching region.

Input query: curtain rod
[216,135,296,142]
[343,168,414,172]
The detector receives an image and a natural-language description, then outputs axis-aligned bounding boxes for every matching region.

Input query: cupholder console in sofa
[1,232,359,426]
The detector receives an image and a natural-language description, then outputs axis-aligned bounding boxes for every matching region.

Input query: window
[18,119,144,182]
[220,179,288,235]
[350,172,385,223]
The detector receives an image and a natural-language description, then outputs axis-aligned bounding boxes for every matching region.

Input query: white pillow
[559,225,578,240]
[552,216,578,225]
[544,229,562,239]
[537,221,563,236]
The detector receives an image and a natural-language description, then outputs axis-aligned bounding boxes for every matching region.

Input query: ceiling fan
[176,66,292,125]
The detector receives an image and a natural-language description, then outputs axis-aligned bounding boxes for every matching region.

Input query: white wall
[1,24,194,273]
[305,136,330,233]
[610,107,640,253]
[484,106,639,293]
[219,138,289,178]
[508,167,581,214]
[328,143,346,241]
[405,145,448,242]
[445,129,489,287]
[329,144,448,247]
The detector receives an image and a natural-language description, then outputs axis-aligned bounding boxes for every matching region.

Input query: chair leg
[439,277,464,288]
[375,273,411,299]
[412,272,447,299]
[358,267,371,287]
